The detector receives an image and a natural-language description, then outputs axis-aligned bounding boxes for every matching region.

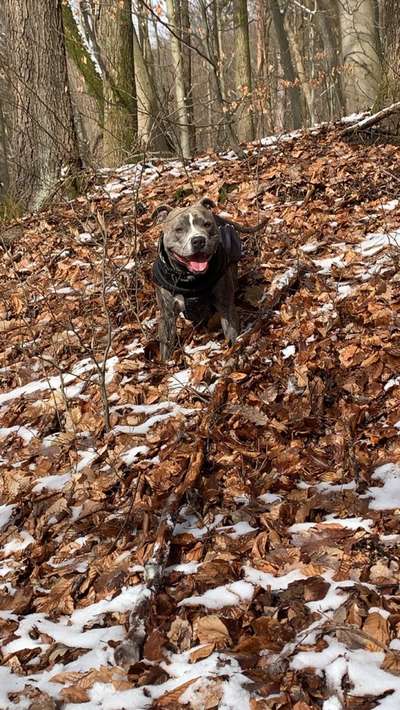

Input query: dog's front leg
[213,270,240,345]
[156,287,176,361]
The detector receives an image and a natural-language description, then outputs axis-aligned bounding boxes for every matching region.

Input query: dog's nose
[191,235,206,251]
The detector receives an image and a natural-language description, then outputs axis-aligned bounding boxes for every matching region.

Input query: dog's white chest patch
[174,295,186,312]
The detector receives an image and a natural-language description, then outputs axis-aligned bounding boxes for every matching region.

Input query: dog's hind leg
[213,270,240,346]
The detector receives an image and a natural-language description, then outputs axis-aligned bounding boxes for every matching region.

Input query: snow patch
[366,463,400,511]
[179,580,254,609]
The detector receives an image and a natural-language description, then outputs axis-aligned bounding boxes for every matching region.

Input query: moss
[62,4,103,111]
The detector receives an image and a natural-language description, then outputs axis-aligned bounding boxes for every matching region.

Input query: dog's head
[152,198,219,274]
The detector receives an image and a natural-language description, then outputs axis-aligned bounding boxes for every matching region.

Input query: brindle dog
[152,197,265,361]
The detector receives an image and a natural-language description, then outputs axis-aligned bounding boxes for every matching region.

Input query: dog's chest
[174,292,214,324]
[174,295,185,312]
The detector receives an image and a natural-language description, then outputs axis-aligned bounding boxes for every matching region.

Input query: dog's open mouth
[172,251,210,273]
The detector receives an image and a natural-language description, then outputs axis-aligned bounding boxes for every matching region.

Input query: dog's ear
[152,204,172,223]
[199,197,216,210]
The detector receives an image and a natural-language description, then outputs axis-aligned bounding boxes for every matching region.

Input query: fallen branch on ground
[114,442,205,667]
[340,101,400,135]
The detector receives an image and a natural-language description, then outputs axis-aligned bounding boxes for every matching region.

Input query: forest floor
[1,120,400,710]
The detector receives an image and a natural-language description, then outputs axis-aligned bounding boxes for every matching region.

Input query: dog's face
[153,198,219,274]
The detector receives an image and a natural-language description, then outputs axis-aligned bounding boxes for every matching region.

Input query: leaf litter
[1,120,400,708]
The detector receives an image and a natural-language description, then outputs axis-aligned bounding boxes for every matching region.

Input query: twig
[96,211,112,432]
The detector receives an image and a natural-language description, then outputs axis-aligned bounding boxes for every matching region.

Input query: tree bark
[269,0,302,130]
[316,0,345,117]
[233,0,254,142]
[215,0,227,105]
[0,101,8,202]
[0,2,9,201]
[179,0,196,152]
[96,0,137,167]
[62,3,103,165]
[4,0,80,211]
[286,23,313,122]
[255,0,268,80]
[165,0,191,158]
[377,0,400,132]
[132,25,169,155]
[339,0,381,112]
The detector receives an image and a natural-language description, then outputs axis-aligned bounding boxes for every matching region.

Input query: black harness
[152,229,240,323]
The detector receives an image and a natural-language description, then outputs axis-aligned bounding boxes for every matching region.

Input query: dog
[152,197,242,361]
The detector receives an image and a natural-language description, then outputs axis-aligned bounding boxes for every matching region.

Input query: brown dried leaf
[144,630,167,661]
[189,643,215,661]
[194,615,231,647]
[229,404,268,426]
[155,678,198,706]
[381,650,400,676]
[60,686,89,703]
[167,618,192,652]
[362,612,390,651]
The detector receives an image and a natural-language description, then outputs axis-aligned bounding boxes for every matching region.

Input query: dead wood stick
[114,443,204,668]
[340,101,400,136]
[223,217,268,234]
[143,445,204,591]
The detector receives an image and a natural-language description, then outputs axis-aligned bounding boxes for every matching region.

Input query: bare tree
[4,0,80,211]
[316,0,345,117]
[0,1,9,202]
[95,0,137,167]
[0,102,8,203]
[130,4,171,155]
[63,3,103,166]
[234,0,255,141]
[179,0,196,152]
[339,0,381,112]
[133,24,169,155]
[379,0,400,105]
[269,0,302,130]
[166,0,192,158]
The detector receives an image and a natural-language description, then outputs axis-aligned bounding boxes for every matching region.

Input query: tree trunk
[0,101,8,202]
[133,25,169,155]
[62,3,103,166]
[0,2,9,202]
[215,0,227,105]
[4,0,80,212]
[137,1,153,72]
[166,0,191,158]
[269,0,302,130]
[233,0,254,142]
[378,0,400,103]
[96,0,137,167]
[316,0,345,118]
[179,0,196,152]
[339,0,381,112]
[286,24,313,123]
[255,0,268,80]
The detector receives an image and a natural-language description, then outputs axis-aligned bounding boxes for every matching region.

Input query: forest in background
[0,0,399,214]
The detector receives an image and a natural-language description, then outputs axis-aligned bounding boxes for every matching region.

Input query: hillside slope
[1,123,400,709]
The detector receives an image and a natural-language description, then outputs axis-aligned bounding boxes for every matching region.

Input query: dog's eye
[203,221,212,229]
[175,227,184,234]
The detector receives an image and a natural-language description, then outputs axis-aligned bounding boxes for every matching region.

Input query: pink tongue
[189,259,209,273]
